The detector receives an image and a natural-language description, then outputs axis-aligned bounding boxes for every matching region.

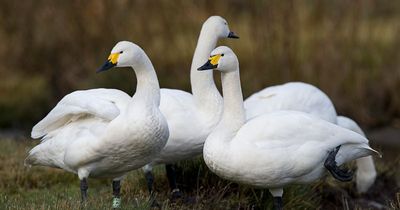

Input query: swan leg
[269,188,283,210]
[112,180,121,209]
[165,164,182,201]
[273,197,283,210]
[324,145,353,182]
[144,171,160,208]
[80,178,88,203]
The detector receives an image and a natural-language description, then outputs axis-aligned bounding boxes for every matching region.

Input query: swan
[198,46,380,209]
[141,16,238,200]
[25,41,169,208]
[244,82,377,193]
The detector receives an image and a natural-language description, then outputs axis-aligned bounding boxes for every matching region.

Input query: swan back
[244,82,338,123]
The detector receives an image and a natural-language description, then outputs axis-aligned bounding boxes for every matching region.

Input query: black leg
[165,164,182,200]
[80,178,88,203]
[144,171,155,195]
[144,171,160,208]
[324,145,353,182]
[273,197,283,210]
[112,180,121,209]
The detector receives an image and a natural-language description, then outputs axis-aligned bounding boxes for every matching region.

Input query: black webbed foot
[324,145,353,182]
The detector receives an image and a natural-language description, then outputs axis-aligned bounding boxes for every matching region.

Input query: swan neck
[131,54,160,107]
[219,68,246,131]
[190,27,221,106]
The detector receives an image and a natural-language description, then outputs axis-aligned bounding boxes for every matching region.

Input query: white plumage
[145,16,236,168]
[26,41,169,204]
[244,81,378,193]
[199,46,379,208]
[244,82,337,123]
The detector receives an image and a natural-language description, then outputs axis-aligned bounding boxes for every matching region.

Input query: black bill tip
[97,61,116,73]
[227,31,239,39]
[198,60,217,71]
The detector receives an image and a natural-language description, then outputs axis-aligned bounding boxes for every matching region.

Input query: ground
[0,138,398,210]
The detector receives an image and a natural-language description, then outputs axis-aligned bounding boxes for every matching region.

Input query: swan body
[26,41,169,205]
[199,46,379,207]
[244,80,377,193]
[205,111,375,188]
[151,88,217,163]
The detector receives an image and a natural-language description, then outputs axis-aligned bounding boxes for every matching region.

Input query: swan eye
[119,51,123,54]
[221,54,224,56]
[224,22,227,25]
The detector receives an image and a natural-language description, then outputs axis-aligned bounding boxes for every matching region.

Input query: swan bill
[228,31,239,39]
[97,52,120,73]
[198,60,217,71]
[97,60,116,73]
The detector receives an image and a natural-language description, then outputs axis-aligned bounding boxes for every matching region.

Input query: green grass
[0,138,398,209]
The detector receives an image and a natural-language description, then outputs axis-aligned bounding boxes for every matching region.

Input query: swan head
[97,41,146,72]
[203,16,239,39]
[197,46,238,73]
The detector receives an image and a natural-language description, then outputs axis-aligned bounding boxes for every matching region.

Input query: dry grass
[0,138,398,209]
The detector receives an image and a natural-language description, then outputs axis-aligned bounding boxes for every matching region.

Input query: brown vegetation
[0,0,399,130]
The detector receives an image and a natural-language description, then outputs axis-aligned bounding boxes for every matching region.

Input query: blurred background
[0,0,399,209]
[1,0,399,130]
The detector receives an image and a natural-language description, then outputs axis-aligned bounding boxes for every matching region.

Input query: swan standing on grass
[141,16,238,201]
[25,41,169,209]
[244,82,377,193]
[198,46,380,209]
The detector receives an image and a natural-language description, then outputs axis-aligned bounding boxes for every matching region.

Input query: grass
[0,138,398,209]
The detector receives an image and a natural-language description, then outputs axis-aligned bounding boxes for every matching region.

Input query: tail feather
[335,143,380,166]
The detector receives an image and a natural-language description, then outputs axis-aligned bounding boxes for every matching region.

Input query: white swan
[198,46,379,209]
[244,82,377,193]
[141,16,238,200]
[25,41,169,208]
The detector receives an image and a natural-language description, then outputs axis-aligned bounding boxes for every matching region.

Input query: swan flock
[26,16,379,209]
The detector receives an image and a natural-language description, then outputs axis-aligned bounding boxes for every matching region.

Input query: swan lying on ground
[141,15,239,201]
[26,41,169,209]
[198,46,380,210]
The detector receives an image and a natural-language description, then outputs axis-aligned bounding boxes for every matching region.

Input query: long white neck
[203,67,245,170]
[190,27,222,110]
[218,68,246,133]
[131,52,160,107]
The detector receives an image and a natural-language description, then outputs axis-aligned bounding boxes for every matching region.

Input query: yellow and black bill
[97,52,119,73]
[198,54,222,71]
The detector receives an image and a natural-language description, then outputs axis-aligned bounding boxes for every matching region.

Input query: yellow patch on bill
[108,53,120,64]
[209,54,222,65]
